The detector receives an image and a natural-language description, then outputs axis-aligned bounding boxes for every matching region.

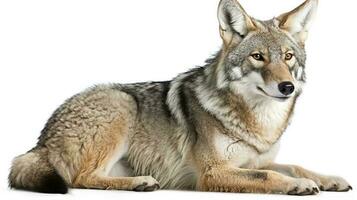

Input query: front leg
[262,163,352,192]
[197,165,320,195]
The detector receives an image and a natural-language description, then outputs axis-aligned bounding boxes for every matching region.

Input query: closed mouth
[256,87,290,101]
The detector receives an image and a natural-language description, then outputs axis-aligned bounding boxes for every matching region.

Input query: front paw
[318,176,352,192]
[286,178,320,195]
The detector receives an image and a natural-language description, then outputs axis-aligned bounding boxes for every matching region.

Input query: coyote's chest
[218,98,294,151]
[213,98,294,168]
[251,99,294,138]
[214,133,280,169]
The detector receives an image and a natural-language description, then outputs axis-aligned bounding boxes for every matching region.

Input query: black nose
[278,81,295,95]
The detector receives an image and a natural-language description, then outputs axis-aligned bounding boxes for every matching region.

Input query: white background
[0,0,356,200]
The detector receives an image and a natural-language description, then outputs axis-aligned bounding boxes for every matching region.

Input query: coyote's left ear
[277,0,318,46]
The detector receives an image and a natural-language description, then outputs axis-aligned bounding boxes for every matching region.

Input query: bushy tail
[9,148,68,194]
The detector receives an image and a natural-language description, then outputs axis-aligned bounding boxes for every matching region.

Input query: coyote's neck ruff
[9,0,352,196]
[168,55,297,154]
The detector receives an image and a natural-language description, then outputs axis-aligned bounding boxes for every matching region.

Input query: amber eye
[285,53,294,61]
[251,53,264,61]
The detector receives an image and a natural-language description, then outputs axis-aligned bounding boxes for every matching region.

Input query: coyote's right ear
[217,0,256,47]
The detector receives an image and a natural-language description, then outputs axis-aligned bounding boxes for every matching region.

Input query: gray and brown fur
[9,0,352,195]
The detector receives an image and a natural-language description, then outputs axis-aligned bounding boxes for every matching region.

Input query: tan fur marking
[73,116,128,184]
[197,164,300,194]
[262,63,293,83]
[226,92,263,135]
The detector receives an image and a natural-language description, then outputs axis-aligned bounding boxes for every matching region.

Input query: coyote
[9,0,352,195]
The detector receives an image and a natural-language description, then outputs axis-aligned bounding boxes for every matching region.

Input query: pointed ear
[217,0,256,47]
[277,0,318,45]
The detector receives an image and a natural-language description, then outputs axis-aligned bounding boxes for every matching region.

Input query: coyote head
[215,0,318,102]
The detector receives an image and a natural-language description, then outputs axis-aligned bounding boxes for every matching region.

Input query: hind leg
[44,88,159,191]
[71,134,160,192]
[73,175,159,191]
[70,112,160,191]
[68,115,160,191]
